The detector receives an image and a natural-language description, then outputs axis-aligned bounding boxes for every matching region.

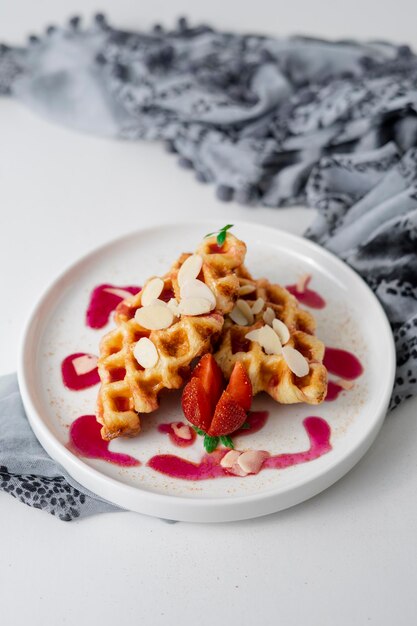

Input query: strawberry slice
[192,354,224,412]
[181,377,212,432]
[226,362,252,411]
[207,390,247,437]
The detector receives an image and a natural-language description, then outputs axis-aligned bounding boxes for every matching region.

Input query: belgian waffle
[96,233,247,440]
[214,267,328,405]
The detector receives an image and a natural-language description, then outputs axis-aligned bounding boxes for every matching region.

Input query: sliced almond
[220,450,241,469]
[133,337,159,368]
[272,318,290,345]
[296,273,311,294]
[251,297,265,315]
[246,328,263,343]
[104,287,135,300]
[172,422,192,440]
[141,277,164,306]
[134,302,174,330]
[246,325,282,355]
[177,254,203,287]
[180,278,216,309]
[230,304,250,326]
[237,450,269,474]
[263,307,276,326]
[72,354,98,376]
[238,284,256,296]
[236,299,254,325]
[178,297,212,316]
[334,378,354,391]
[282,346,309,377]
[258,324,283,355]
[167,298,180,316]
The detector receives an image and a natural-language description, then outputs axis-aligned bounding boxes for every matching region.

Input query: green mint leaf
[204,435,219,453]
[239,422,251,430]
[191,425,205,436]
[217,230,226,246]
[205,224,234,244]
[220,435,234,449]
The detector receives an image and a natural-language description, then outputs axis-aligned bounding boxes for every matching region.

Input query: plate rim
[17,220,396,522]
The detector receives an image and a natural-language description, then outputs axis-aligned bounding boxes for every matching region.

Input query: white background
[1,1,417,624]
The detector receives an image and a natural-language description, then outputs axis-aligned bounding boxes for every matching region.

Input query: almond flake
[134,302,174,330]
[141,277,164,306]
[220,450,241,469]
[236,299,254,325]
[251,297,265,315]
[246,328,263,343]
[296,273,311,294]
[263,307,276,326]
[167,298,180,316]
[237,450,269,474]
[172,423,192,440]
[133,337,159,368]
[238,284,256,296]
[246,325,282,355]
[258,324,283,355]
[178,254,203,287]
[72,354,98,376]
[334,378,354,391]
[178,297,212,316]
[230,304,249,326]
[104,287,135,300]
[282,346,309,377]
[180,278,216,309]
[272,318,290,345]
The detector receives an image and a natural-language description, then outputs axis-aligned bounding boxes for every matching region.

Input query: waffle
[214,267,328,405]
[96,234,247,440]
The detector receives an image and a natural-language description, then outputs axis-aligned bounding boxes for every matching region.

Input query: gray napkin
[0,373,120,520]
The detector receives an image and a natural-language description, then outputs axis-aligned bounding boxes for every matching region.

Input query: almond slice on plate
[272,318,290,345]
[220,450,242,469]
[141,277,164,306]
[237,450,269,474]
[282,346,309,377]
[230,304,250,326]
[72,354,98,376]
[251,297,265,315]
[236,299,254,325]
[133,337,159,368]
[134,302,174,330]
[172,422,192,440]
[178,297,212,316]
[238,284,256,296]
[180,278,216,309]
[178,254,203,287]
[263,307,275,326]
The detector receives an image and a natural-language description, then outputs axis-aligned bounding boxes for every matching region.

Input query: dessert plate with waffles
[18,221,395,522]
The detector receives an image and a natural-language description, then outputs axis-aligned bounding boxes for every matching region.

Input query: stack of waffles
[96,231,327,440]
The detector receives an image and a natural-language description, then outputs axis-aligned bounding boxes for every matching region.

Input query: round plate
[18,221,395,522]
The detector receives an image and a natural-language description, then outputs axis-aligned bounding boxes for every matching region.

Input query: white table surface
[1,2,417,624]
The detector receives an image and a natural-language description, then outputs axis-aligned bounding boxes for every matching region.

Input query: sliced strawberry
[192,354,224,411]
[181,377,212,432]
[207,391,247,437]
[226,362,252,411]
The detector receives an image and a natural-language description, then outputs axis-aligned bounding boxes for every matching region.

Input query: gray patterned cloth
[1,15,417,520]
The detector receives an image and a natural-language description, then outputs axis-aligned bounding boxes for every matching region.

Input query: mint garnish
[220,435,234,449]
[204,224,234,247]
[204,434,219,453]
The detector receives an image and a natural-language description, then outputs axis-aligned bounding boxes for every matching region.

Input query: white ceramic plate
[18,221,395,522]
